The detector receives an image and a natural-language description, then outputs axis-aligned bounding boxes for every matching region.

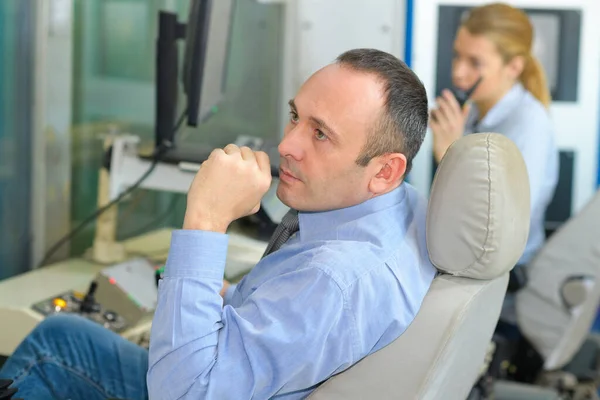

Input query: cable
[37,109,188,268]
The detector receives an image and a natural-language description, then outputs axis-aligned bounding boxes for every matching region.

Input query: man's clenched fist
[183,144,272,233]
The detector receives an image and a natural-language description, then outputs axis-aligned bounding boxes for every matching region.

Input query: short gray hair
[336,49,428,174]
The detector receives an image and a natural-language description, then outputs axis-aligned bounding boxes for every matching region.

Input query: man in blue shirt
[0,49,436,399]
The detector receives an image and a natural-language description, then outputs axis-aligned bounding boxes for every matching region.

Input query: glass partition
[70,0,284,254]
[0,0,36,279]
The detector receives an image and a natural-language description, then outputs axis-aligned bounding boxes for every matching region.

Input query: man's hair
[336,49,428,174]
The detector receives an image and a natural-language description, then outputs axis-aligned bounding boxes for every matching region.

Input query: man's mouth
[279,167,300,182]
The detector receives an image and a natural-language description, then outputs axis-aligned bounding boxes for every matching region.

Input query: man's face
[276,64,385,212]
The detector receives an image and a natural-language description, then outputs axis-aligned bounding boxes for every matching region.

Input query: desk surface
[119,226,267,280]
[0,225,267,307]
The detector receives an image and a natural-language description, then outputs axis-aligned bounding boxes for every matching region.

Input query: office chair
[27,133,528,400]
[309,133,531,399]
[507,189,600,397]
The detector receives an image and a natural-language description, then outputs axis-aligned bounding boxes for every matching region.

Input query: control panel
[30,258,158,335]
[31,285,129,333]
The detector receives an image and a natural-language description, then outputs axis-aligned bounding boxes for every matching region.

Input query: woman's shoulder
[517,89,551,122]
[506,89,553,134]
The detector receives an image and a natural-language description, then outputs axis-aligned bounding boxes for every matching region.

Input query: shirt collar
[297,184,407,242]
[467,82,526,132]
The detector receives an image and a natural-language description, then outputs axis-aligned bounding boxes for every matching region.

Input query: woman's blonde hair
[461,2,551,107]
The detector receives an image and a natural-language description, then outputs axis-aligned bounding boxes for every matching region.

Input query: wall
[277,0,406,134]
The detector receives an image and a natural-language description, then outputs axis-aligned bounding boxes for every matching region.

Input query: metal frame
[107,136,195,201]
[31,0,74,268]
[91,135,195,263]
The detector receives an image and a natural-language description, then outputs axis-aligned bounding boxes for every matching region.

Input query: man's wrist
[183,212,230,233]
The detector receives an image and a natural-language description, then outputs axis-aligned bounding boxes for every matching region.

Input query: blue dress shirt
[464,82,559,265]
[147,183,436,399]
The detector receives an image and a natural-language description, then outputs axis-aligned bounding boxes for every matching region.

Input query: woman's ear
[368,153,407,194]
[507,55,526,80]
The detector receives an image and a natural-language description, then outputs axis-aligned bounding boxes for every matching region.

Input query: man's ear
[368,153,407,195]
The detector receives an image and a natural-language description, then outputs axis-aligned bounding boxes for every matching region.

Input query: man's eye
[315,130,328,141]
[289,111,299,123]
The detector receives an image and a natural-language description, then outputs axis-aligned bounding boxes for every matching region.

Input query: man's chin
[276,184,298,209]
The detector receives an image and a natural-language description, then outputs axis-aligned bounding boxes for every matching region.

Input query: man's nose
[278,125,305,161]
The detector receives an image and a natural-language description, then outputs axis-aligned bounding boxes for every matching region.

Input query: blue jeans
[0,314,148,400]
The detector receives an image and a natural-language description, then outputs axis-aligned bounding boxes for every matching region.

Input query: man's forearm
[147,229,229,399]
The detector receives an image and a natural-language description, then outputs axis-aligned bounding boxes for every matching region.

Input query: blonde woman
[431,3,559,270]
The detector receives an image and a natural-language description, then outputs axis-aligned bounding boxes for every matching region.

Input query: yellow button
[53,298,67,309]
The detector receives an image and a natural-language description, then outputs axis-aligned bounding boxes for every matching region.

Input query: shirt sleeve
[147,230,355,400]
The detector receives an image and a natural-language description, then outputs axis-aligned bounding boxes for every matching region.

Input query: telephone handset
[431,77,482,124]
[449,76,483,108]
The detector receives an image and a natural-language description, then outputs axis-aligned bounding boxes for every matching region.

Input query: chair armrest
[561,276,594,309]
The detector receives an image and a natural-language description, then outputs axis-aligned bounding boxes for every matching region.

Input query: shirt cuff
[164,229,229,280]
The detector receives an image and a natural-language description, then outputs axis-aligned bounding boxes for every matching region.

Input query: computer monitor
[183,0,234,127]
[154,0,234,152]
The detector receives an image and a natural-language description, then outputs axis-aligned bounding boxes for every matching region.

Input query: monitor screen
[529,13,560,94]
[183,0,235,126]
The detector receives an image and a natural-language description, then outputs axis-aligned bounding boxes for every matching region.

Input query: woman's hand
[430,89,471,162]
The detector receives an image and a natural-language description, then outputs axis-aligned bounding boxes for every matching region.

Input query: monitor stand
[139,142,214,165]
[111,135,285,241]
[140,140,281,177]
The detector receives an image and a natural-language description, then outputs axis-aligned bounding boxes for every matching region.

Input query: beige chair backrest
[309,133,531,400]
[517,189,600,370]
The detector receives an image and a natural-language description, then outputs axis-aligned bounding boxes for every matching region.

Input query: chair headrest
[426,133,530,280]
